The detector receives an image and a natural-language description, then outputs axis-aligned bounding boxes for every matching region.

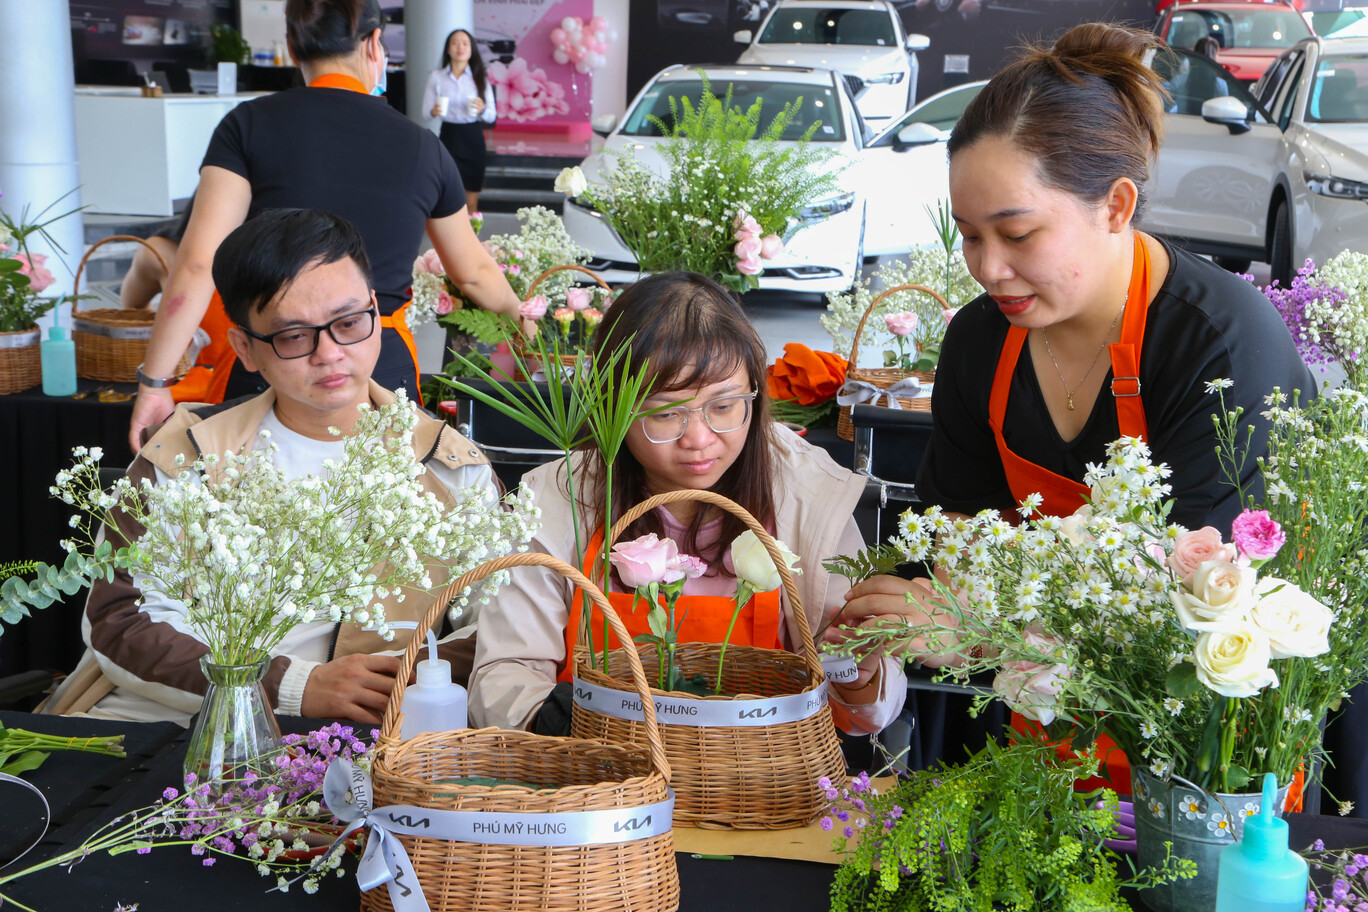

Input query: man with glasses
[47,209,498,726]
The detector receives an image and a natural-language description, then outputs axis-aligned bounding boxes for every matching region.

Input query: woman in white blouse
[423,29,497,213]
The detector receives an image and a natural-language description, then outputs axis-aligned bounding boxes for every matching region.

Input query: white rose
[1171,561,1255,631]
[730,529,800,593]
[553,166,588,197]
[1193,622,1279,698]
[1058,505,1094,545]
[1250,577,1333,659]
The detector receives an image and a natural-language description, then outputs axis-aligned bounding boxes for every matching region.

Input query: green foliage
[445,308,518,346]
[0,189,82,333]
[828,738,1194,912]
[0,720,124,777]
[0,545,129,627]
[822,545,905,586]
[209,22,250,65]
[582,73,841,292]
[769,397,837,428]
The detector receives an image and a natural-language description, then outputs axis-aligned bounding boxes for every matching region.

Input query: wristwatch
[135,363,176,388]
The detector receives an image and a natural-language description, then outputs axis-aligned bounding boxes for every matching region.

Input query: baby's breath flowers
[42,391,539,666]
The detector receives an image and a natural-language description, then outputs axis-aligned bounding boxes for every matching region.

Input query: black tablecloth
[0,382,136,678]
[2,712,1366,912]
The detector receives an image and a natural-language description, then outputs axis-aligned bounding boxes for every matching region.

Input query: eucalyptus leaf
[1165,662,1202,698]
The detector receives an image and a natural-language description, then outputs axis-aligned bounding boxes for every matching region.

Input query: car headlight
[1304,171,1368,201]
[862,72,905,85]
[797,192,857,224]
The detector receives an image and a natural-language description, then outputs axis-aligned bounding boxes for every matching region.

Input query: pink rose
[734,234,762,262]
[662,552,707,584]
[884,312,919,337]
[733,209,762,241]
[943,308,960,325]
[507,263,521,276]
[991,627,1070,725]
[1168,526,1237,586]
[736,256,763,276]
[415,248,444,275]
[565,286,592,311]
[434,291,455,316]
[553,307,575,325]
[760,234,783,260]
[1231,509,1286,562]
[14,253,54,293]
[582,307,604,327]
[520,295,549,320]
[610,533,679,589]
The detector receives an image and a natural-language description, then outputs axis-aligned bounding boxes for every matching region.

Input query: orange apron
[557,527,784,683]
[989,233,1152,795]
[170,73,420,405]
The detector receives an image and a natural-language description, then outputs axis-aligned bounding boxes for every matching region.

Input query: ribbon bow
[836,377,930,409]
[277,760,430,912]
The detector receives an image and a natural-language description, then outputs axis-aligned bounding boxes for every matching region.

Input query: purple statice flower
[1262,260,1346,370]
[842,826,855,839]
[820,817,834,832]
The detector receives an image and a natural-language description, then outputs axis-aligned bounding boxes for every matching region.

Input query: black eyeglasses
[241,307,378,359]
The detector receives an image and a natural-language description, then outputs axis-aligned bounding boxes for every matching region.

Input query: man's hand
[300,653,408,724]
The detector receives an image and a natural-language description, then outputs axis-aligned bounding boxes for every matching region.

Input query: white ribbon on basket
[571,677,829,726]
[835,377,931,409]
[277,759,674,911]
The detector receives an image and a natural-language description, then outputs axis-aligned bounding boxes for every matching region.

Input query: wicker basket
[512,264,611,381]
[570,489,846,830]
[365,551,678,912]
[836,283,950,441]
[71,235,196,383]
[0,327,41,395]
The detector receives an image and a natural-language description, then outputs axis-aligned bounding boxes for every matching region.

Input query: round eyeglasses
[241,307,377,360]
[639,392,756,444]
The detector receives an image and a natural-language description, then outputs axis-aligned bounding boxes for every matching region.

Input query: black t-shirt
[201,86,467,316]
[916,242,1316,534]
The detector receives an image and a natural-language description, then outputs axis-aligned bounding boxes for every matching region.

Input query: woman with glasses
[126,0,522,452]
[469,272,906,735]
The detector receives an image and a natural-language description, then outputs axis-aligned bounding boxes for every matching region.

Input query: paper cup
[467,97,480,116]
[435,96,450,116]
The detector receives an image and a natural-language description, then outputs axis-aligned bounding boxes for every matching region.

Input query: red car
[1155,1,1314,83]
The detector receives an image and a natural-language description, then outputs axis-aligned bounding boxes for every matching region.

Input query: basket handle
[526,264,612,297]
[73,235,169,298]
[378,551,672,782]
[590,488,822,684]
[847,283,950,366]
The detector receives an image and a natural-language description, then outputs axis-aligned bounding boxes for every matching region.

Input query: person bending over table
[127,0,522,451]
[469,271,907,735]
[44,209,498,727]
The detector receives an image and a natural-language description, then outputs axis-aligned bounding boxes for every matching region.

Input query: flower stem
[715,582,753,694]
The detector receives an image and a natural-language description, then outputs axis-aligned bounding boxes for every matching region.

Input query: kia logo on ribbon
[575,687,592,701]
[737,706,778,720]
[612,814,653,833]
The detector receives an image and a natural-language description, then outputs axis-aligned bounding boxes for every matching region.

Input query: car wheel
[1214,256,1252,274]
[1269,199,1293,288]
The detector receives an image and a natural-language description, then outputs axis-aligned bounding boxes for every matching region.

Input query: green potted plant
[0,193,79,394]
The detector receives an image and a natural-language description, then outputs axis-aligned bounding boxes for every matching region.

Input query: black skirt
[439,121,487,194]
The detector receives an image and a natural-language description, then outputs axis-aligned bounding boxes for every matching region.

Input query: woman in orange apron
[467,273,908,736]
[127,0,521,449]
[842,23,1312,803]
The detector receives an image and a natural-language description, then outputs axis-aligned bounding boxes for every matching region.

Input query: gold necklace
[1040,301,1126,411]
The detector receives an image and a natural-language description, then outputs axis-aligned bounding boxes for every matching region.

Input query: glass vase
[1131,767,1290,912]
[183,655,282,795]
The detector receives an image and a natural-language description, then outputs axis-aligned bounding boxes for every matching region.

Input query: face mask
[371,40,388,96]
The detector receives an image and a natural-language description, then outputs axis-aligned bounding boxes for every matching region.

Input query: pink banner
[476,0,597,127]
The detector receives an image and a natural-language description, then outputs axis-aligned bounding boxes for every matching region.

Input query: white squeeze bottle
[399,630,468,739]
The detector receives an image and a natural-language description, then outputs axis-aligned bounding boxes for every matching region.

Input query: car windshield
[1307,55,1368,123]
[619,78,846,141]
[1313,10,1368,38]
[758,8,897,46]
[1164,7,1310,50]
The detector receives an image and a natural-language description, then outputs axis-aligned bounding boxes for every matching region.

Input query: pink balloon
[588,16,609,33]
[552,48,570,65]
[568,30,584,47]
[550,28,567,45]
[568,45,587,63]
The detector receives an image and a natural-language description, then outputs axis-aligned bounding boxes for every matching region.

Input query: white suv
[734,0,929,126]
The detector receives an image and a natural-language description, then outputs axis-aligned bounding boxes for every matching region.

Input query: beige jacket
[43,382,494,724]
[469,426,906,734]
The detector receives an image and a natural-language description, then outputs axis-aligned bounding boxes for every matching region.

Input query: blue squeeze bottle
[1214,773,1309,912]
[41,320,77,397]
